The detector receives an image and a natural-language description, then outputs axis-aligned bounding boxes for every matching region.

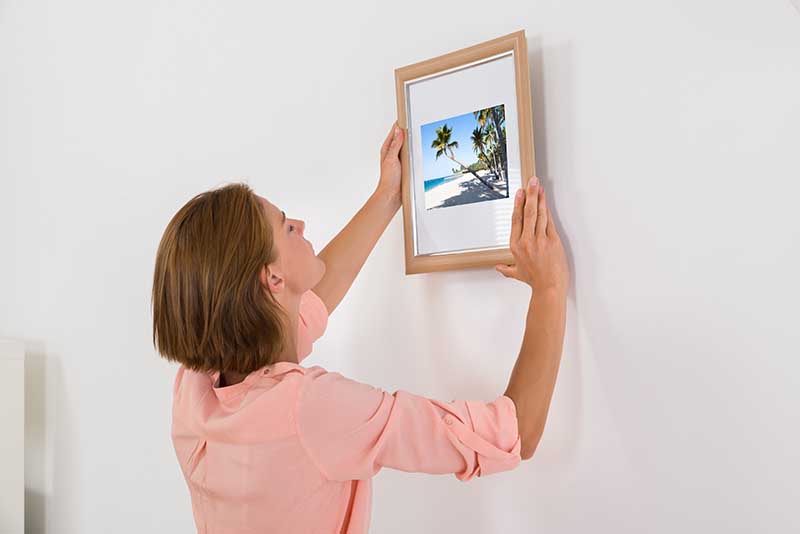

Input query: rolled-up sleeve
[295,370,522,482]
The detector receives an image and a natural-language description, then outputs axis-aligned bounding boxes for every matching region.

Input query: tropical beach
[420,104,508,210]
[425,169,508,209]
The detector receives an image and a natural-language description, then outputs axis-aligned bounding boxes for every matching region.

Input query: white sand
[425,170,508,210]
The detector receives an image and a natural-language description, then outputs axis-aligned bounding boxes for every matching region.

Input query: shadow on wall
[525,32,661,525]
[527,36,584,466]
[24,343,75,534]
[497,34,588,529]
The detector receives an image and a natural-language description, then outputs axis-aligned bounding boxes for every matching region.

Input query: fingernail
[394,127,401,136]
[516,189,523,198]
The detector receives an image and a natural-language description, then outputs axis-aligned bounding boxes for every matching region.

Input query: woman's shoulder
[170,362,334,399]
[170,360,360,417]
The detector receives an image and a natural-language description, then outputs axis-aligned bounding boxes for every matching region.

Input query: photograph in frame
[421,103,509,211]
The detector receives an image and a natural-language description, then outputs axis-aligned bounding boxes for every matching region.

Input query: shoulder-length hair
[151,183,287,374]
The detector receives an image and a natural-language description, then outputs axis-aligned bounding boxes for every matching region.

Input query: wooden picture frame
[394,30,535,275]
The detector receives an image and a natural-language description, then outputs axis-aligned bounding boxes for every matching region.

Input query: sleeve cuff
[441,395,523,481]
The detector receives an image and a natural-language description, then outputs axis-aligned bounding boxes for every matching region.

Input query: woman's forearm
[313,187,400,315]
[503,287,568,459]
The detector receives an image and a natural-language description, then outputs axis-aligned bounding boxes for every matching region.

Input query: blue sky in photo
[420,110,483,181]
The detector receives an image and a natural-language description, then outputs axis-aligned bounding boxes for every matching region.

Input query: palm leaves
[488,105,507,180]
[431,123,498,194]
[431,124,458,161]
[471,127,487,155]
[471,105,507,183]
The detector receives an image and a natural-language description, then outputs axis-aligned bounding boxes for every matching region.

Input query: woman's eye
[288,224,295,232]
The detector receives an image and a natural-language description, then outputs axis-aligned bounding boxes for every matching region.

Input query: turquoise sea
[423,173,464,192]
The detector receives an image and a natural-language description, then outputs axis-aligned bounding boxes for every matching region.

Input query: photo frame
[394,30,535,275]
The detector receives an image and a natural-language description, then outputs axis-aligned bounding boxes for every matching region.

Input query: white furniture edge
[0,338,25,534]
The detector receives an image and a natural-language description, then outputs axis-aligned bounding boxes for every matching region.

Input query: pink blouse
[171,289,522,533]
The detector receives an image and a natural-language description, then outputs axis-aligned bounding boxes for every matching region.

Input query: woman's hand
[376,121,405,204]
[496,176,569,293]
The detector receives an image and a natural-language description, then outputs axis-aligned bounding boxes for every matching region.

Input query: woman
[151,123,569,533]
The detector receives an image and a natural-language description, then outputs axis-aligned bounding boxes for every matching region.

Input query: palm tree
[431,124,501,194]
[473,108,491,130]
[474,106,507,182]
[488,105,507,180]
[476,124,502,182]
[471,127,489,166]
[471,126,500,182]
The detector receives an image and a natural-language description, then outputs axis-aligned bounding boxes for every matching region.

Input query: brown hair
[151,182,287,374]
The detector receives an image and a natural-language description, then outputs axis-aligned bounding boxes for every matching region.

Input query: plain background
[2,1,799,532]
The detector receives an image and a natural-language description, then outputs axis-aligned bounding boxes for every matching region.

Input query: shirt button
[445,416,453,425]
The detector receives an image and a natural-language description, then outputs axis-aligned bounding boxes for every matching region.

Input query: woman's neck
[219,371,248,387]
[220,291,302,387]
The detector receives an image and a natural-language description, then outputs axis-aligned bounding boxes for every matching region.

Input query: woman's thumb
[495,264,514,278]
[390,127,403,153]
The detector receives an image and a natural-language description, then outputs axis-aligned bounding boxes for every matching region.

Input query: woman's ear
[260,265,284,294]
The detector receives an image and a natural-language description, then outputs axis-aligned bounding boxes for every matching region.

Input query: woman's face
[257,195,326,295]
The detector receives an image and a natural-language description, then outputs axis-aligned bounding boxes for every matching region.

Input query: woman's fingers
[380,121,399,160]
[387,126,404,158]
[535,185,547,238]
[546,206,556,238]
[509,187,524,245]
[495,263,518,279]
[500,180,532,280]
[523,176,539,239]
[541,186,560,240]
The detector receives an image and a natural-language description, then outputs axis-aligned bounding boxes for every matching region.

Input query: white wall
[2,1,799,532]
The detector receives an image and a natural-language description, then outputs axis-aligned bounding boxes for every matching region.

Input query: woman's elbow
[520,430,543,461]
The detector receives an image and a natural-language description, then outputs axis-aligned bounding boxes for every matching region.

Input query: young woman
[151,123,569,533]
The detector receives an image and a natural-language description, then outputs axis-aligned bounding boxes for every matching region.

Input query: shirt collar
[209,361,306,403]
